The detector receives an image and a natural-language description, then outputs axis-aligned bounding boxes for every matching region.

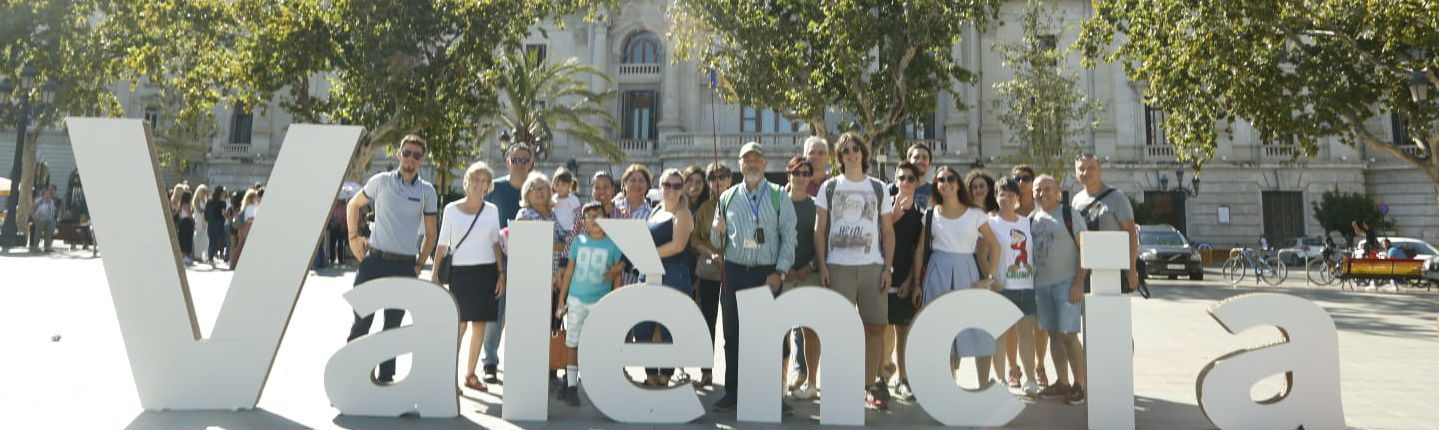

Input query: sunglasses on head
[789,170,813,178]
[896,174,918,183]
[661,182,685,190]
[509,157,531,165]
[401,149,425,160]
[936,175,961,184]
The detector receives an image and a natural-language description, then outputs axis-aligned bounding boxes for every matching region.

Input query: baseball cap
[739,141,764,158]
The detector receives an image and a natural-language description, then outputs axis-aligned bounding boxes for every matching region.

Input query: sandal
[1007,367,1022,388]
[464,374,488,392]
[693,372,713,388]
[1036,366,1049,387]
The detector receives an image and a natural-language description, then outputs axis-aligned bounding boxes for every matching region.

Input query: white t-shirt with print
[816,176,894,266]
[988,214,1035,290]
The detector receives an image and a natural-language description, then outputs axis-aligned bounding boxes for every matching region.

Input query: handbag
[696,254,723,281]
[437,206,482,285]
[549,329,568,370]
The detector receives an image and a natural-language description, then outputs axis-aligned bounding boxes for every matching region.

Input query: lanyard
[746,190,763,223]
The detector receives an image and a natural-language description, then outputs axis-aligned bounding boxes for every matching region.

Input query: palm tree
[479,49,623,163]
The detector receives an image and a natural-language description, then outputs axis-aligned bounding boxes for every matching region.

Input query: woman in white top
[228,188,261,269]
[988,176,1040,396]
[432,162,505,393]
[913,165,1002,389]
[191,185,210,263]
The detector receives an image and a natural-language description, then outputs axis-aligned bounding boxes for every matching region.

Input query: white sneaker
[1021,380,1039,397]
[790,383,817,400]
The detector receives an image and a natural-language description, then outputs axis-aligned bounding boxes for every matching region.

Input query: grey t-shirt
[1031,204,1088,286]
[1071,185,1133,232]
[791,196,817,270]
[361,170,439,255]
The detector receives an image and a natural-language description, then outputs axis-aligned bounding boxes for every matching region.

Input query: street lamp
[1158,168,1199,197]
[1,65,57,251]
[1408,48,1430,104]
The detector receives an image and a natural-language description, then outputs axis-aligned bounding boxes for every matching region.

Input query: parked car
[1277,237,1325,265]
[1138,224,1204,280]
[1354,237,1440,281]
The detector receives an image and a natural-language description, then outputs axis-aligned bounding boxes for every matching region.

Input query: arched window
[623,31,661,64]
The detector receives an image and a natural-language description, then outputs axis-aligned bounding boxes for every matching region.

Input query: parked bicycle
[1223,247,1288,286]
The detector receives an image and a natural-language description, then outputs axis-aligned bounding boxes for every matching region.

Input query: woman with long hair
[914,165,1002,389]
[636,168,695,387]
[228,188,261,269]
[191,185,210,263]
[176,189,197,266]
[965,170,998,214]
[682,165,709,213]
[432,162,505,393]
[687,161,731,388]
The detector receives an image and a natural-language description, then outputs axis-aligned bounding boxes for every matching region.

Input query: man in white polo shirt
[345,134,440,384]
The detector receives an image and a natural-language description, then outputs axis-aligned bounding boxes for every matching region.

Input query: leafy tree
[1311,188,1387,247]
[477,48,622,164]
[671,0,1002,156]
[177,0,611,182]
[1129,195,1164,226]
[992,0,1103,182]
[1,0,128,230]
[1079,0,1439,186]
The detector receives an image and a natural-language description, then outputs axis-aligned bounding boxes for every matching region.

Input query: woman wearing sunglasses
[782,156,822,400]
[687,162,731,388]
[914,165,1003,389]
[880,161,926,400]
[637,168,694,387]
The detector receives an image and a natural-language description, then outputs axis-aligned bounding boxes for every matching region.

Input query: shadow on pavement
[1146,283,1437,337]
[126,409,308,430]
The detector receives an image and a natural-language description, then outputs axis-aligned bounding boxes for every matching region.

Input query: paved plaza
[2,248,1436,429]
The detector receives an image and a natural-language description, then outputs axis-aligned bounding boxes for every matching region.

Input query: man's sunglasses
[1015,175,1034,182]
[896,175,918,183]
[401,149,425,160]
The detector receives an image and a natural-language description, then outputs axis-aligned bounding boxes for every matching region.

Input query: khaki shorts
[826,264,887,325]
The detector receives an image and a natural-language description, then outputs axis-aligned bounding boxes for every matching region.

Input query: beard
[743,169,763,183]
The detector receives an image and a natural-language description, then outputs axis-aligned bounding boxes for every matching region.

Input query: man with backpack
[710,141,798,413]
[1071,153,1141,294]
[1030,175,1088,404]
[814,132,897,410]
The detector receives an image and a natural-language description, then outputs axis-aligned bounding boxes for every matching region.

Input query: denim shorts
[999,288,1037,316]
[1035,278,1083,334]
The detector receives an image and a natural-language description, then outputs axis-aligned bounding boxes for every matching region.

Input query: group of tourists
[339,131,1142,415]
[161,182,266,269]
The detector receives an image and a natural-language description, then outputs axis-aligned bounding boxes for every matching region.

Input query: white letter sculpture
[575,219,711,423]
[1080,231,1135,430]
[325,278,460,417]
[737,286,865,425]
[500,221,558,421]
[906,289,1023,427]
[66,118,359,410]
[1198,293,1345,429]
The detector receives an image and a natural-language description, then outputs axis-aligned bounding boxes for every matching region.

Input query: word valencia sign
[67,118,1347,430]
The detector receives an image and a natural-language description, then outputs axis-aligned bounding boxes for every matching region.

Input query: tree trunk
[15,122,50,231]
[1346,113,1439,190]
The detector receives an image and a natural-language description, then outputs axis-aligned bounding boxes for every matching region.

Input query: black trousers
[207,221,226,263]
[696,279,722,372]
[328,227,347,264]
[721,262,775,399]
[177,218,195,256]
[346,253,416,381]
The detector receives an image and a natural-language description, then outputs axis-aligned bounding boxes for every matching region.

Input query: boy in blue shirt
[554,202,626,406]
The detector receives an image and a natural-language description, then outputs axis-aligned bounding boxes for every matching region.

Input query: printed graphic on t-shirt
[573,246,613,286]
[829,189,879,254]
[1005,228,1033,280]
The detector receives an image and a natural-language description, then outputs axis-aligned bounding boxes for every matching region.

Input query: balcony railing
[619,64,661,76]
[618,139,656,153]
[1143,145,1175,161]
[1262,144,1298,159]
[220,143,252,156]
[664,133,808,153]
[1401,145,1429,159]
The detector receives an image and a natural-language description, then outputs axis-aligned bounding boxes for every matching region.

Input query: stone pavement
[2,248,1435,429]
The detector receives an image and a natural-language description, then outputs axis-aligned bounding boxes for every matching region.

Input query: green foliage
[992,0,1103,182]
[1079,0,1439,185]
[671,0,1002,155]
[479,48,622,164]
[1311,188,1385,244]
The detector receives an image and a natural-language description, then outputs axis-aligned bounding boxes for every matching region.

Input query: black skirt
[448,264,500,322]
